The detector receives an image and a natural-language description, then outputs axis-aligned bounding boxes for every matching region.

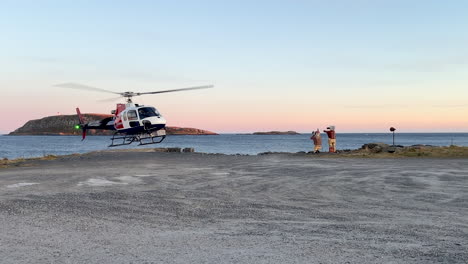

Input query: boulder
[153,148,182,152]
[183,148,195,153]
[166,148,182,152]
[361,143,390,153]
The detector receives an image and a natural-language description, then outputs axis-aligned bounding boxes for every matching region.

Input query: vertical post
[390,127,396,146]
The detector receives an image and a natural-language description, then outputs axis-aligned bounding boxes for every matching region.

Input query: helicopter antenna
[56,83,214,103]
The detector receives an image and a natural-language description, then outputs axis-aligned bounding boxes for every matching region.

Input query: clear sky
[1,0,467,133]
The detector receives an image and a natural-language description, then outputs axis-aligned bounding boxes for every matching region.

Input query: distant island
[9,114,218,136]
[253,131,300,135]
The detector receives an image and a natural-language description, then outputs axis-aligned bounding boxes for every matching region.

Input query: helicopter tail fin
[75,107,87,140]
[76,107,85,124]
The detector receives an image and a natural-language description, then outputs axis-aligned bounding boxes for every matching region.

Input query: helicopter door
[126,110,140,128]
[120,110,138,129]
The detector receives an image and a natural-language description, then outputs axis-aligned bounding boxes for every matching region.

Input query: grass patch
[338,145,468,158]
[0,155,59,169]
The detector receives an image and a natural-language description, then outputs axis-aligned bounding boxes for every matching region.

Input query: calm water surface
[1,133,467,159]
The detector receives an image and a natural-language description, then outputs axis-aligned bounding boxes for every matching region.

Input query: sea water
[1,133,467,159]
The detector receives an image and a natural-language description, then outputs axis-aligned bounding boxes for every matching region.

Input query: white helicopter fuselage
[113,103,167,134]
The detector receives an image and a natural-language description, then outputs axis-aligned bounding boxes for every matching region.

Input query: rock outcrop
[166,127,217,135]
[10,114,113,136]
[9,114,218,136]
[361,143,404,153]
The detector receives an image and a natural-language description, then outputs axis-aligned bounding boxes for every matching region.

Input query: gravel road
[0,152,467,263]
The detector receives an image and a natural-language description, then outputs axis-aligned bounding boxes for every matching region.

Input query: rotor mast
[122,92,139,103]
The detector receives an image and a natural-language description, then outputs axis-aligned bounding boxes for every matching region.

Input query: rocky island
[252,131,300,135]
[9,114,218,136]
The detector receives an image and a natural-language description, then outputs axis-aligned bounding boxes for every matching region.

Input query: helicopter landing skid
[109,132,166,147]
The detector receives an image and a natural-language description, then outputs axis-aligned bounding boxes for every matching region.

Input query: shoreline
[2,145,468,169]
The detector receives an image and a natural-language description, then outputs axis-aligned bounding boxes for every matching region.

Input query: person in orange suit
[324,126,336,153]
[310,128,322,153]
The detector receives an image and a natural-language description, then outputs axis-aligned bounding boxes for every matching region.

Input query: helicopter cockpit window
[138,107,160,119]
[123,112,128,121]
[127,110,138,121]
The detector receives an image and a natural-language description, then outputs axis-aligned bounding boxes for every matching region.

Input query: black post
[390,127,396,146]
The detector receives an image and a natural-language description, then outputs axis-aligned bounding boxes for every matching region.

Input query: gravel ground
[0,152,467,263]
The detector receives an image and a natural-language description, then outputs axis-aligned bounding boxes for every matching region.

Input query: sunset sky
[1,0,467,133]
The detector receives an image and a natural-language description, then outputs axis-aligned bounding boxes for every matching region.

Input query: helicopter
[56,83,213,147]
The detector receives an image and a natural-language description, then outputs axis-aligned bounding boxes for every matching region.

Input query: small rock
[153,148,168,152]
[153,148,182,152]
[183,148,195,153]
[166,148,182,152]
[387,146,397,153]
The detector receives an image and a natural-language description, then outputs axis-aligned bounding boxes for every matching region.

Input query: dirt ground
[0,152,467,263]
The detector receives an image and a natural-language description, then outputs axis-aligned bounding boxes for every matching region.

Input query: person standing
[324,126,336,153]
[310,128,322,153]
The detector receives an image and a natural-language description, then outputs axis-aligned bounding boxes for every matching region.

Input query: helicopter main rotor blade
[97,96,123,102]
[55,82,120,95]
[137,85,214,95]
